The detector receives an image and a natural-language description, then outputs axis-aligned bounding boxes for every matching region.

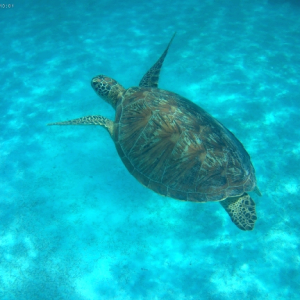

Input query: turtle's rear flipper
[220,193,257,231]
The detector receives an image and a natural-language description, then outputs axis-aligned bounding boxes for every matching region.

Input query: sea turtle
[49,33,261,231]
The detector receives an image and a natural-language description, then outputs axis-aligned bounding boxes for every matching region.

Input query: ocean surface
[1,0,300,299]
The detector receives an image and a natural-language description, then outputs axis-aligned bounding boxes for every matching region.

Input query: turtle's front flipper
[48,115,114,136]
[139,32,176,88]
[220,193,257,231]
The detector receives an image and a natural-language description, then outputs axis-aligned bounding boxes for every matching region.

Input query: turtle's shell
[113,87,256,202]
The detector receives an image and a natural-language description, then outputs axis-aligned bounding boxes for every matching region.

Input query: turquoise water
[1,0,300,299]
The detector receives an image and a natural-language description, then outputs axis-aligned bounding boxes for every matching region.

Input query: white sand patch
[263,108,292,125]
[68,81,85,93]
[0,231,38,290]
[217,93,239,104]
[31,86,48,95]
[186,83,201,98]
[210,263,267,296]
[180,50,193,58]
[75,258,114,300]
[131,47,149,59]
[264,229,297,249]
[292,143,300,154]
[0,232,15,248]
[284,182,299,195]
[131,27,144,37]
[264,112,276,125]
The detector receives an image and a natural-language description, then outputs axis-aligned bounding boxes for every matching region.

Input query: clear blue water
[1,0,300,299]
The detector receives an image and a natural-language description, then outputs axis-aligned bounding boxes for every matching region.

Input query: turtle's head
[91,75,125,109]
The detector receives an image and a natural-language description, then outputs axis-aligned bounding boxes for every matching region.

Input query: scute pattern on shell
[114,87,256,202]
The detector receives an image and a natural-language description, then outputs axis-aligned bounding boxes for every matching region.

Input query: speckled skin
[49,34,260,231]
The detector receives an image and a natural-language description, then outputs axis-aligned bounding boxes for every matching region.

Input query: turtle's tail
[254,186,262,196]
